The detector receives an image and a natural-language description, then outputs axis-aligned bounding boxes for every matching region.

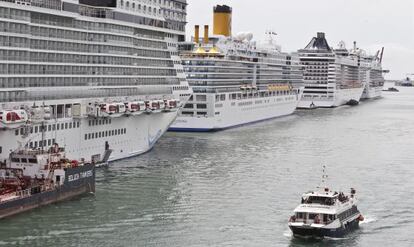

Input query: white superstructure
[170,5,303,132]
[298,33,374,109]
[0,0,191,162]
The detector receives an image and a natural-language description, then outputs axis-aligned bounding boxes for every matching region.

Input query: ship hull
[0,164,95,219]
[361,86,383,100]
[0,111,178,163]
[289,218,360,239]
[297,87,365,109]
[170,94,299,132]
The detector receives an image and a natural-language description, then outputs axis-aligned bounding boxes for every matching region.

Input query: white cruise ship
[0,0,192,163]
[298,33,371,109]
[169,5,303,132]
[361,48,385,99]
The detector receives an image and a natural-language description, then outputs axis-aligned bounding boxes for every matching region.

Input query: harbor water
[0,86,413,246]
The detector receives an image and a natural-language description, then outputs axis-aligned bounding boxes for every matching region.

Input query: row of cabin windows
[89,119,111,126]
[29,138,56,150]
[84,128,126,140]
[15,121,80,136]
[296,212,336,222]
[338,206,359,221]
[11,157,38,163]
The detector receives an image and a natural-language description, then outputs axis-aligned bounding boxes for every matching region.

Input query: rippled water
[0,86,413,247]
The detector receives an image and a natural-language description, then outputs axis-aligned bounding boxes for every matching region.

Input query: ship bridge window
[11,158,20,163]
[21,158,27,163]
[28,158,37,163]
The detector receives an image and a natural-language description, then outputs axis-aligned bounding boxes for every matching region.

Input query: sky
[186,0,414,79]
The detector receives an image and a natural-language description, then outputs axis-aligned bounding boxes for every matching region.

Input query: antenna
[321,165,329,189]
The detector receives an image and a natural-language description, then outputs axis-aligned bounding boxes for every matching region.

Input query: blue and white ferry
[288,186,364,238]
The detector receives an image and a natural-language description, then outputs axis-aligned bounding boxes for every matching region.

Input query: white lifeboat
[126,101,145,116]
[164,99,180,112]
[145,100,162,113]
[100,103,126,118]
[0,110,29,129]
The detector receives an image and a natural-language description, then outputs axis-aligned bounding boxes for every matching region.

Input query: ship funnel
[204,25,209,44]
[353,41,357,50]
[213,5,232,37]
[317,32,325,39]
[194,25,200,44]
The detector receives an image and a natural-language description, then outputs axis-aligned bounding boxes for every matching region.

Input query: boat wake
[283,229,293,238]
[360,215,377,225]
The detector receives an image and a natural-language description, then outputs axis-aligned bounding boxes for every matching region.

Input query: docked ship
[288,184,364,238]
[361,48,385,100]
[298,33,374,108]
[169,5,303,132]
[0,143,95,219]
[0,0,192,162]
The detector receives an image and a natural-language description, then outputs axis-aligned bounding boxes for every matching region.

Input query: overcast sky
[186,0,414,79]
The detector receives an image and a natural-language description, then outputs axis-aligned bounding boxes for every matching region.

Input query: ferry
[0,143,95,219]
[288,181,364,238]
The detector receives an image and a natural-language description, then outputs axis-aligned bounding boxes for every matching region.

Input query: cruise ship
[169,5,303,132]
[298,33,373,109]
[361,48,385,99]
[0,0,192,162]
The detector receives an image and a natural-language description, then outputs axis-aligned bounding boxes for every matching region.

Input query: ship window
[109,119,112,124]
[52,139,55,145]
[124,128,126,134]
[52,124,56,131]
[11,158,19,162]
[88,133,91,139]
[99,120,102,125]
[48,125,51,131]
[61,123,64,130]
[308,214,317,220]
[43,140,47,146]
[85,134,87,140]
[28,158,37,163]
[34,141,37,148]
[0,146,2,153]
[15,129,19,136]
[39,141,43,148]
[35,126,38,133]
[48,139,51,146]
[89,120,91,126]
[296,212,304,219]
[57,124,60,130]
[77,122,80,128]
[29,142,33,148]
[99,132,102,138]
[65,123,68,129]
[112,130,115,135]
[69,122,72,129]
[21,158,27,163]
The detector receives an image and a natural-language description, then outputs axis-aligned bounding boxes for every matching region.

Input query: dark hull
[0,164,95,219]
[290,218,360,238]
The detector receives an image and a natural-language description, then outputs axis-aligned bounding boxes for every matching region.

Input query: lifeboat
[145,100,162,113]
[125,101,145,116]
[0,110,29,129]
[164,99,180,112]
[99,103,126,118]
